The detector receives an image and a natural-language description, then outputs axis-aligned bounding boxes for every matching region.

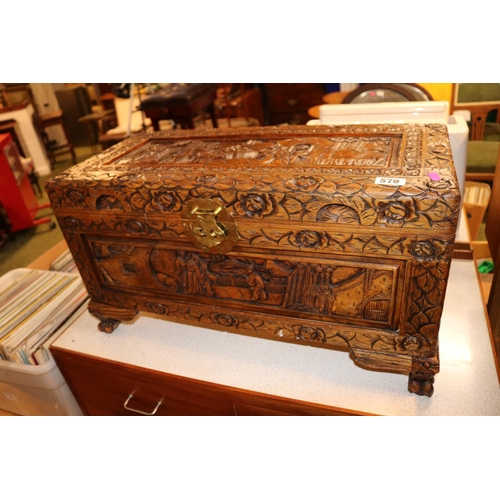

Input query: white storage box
[0,269,84,416]
[0,356,82,415]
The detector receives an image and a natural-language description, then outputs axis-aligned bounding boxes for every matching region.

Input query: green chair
[451,83,500,181]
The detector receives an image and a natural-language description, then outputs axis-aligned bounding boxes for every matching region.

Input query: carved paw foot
[88,301,139,333]
[408,355,439,397]
[408,375,435,397]
[97,318,121,334]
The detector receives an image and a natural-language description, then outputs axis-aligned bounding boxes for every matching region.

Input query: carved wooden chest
[46,124,461,396]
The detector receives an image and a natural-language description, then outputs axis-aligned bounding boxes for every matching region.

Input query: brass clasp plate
[182,198,238,254]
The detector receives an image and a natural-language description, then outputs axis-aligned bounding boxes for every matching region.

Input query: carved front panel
[86,237,406,331]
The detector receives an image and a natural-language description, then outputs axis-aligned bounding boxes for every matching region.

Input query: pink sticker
[428,172,441,181]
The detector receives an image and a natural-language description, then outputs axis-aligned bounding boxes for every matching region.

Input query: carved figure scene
[112,136,396,168]
[90,242,395,325]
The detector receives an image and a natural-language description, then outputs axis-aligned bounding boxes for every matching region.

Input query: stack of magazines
[0,269,88,365]
[49,249,78,273]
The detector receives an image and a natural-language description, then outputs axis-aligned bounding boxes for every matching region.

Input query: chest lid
[46,124,461,234]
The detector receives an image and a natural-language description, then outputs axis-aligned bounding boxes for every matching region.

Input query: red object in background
[0,133,54,232]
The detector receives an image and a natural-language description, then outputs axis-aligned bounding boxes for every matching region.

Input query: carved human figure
[200,261,217,296]
[247,266,267,302]
[186,255,204,294]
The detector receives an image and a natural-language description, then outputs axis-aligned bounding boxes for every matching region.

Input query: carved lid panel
[46,125,461,233]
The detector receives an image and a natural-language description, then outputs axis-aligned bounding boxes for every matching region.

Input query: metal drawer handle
[123,393,163,416]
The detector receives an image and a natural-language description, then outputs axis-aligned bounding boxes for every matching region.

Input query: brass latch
[182,198,238,254]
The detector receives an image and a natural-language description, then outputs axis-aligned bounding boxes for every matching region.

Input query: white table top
[52,256,500,416]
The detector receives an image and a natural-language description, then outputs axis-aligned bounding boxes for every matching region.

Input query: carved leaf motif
[336,182,363,196]
[282,197,303,215]
[363,237,390,254]
[362,183,399,198]
[424,309,443,326]
[261,229,291,244]
[96,195,124,211]
[326,239,345,253]
[319,180,338,192]
[142,177,164,190]
[316,204,360,224]
[418,200,451,224]
[130,192,149,210]
[254,179,274,192]
[213,179,236,191]
[333,195,350,207]
[412,311,431,329]
[114,174,145,189]
[350,196,368,213]
[408,301,422,319]
[388,239,407,255]
[429,261,448,279]
[427,157,452,169]
[398,184,425,197]
[147,220,166,232]
[234,178,256,191]
[272,193,286,205]
[359,208,377,226]
[416,214,432,229]
[272,204,291,220]
[218,190,237,204]
[416,272,437,293]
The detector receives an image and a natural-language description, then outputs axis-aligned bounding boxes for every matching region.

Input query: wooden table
[78,110,115,153]
[139,84,218,130]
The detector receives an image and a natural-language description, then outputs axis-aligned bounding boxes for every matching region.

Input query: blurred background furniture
[214,84,264,126]
[139,83,218,131]
[78,109,115,154]
[263,83,326,125]
[1,84,77,169]
[0,118,26,156]
[98,84,152,150]
[34,110,76,165]
[0,200,12,248]
[307,83,433,119]
[0,133,55,233]
[308,91,349,119]
[0,92,51,176]
[463,181,491,240]
[484,146,500,359]
[54,84,95,148]
[341,83,433,103]
[451,83,500,182]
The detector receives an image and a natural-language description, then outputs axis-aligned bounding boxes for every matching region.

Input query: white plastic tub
[0,355,82,415]
[0,269,83,416]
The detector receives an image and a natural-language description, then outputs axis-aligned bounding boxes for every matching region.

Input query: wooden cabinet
[263,83,326,125]
[215,85,265,125]
[50,347,364,416]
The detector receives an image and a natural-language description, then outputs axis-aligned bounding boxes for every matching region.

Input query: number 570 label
[375,177,406,186]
